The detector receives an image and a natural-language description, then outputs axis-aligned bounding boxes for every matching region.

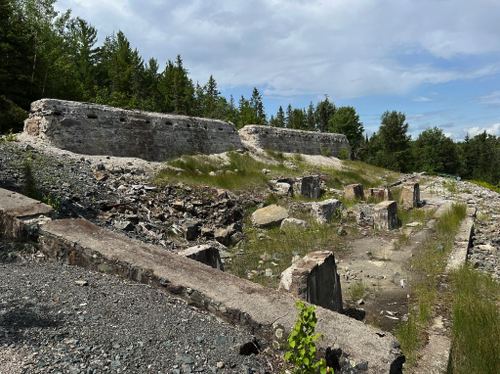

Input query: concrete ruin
[23,99,244,161]
[365,187,393,201]
[400,182,420,208]
[238,124,351,158]
[344,183,364,199]
[0,188,404,373]
[373,201,398,231]
[23,99,352,162]
[310,199,346,223]
[294,175,321,199]
[278,251,343,313]
[355,200,399,231]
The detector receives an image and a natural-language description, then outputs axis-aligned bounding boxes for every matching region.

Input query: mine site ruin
[1,99,499,374]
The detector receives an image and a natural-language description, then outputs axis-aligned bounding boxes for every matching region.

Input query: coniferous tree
[314,95,336,132]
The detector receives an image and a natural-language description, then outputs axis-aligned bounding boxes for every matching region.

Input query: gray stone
[310,199,346,223]
[280,218,307,232]
[373,201,398,231]
[181,220,200,240]
[294,175,321,199]
[178,244,224,270]
[251,205,288,228]
[400,183,420,208]
[279,251,343,313]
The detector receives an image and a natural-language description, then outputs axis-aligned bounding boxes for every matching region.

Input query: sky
[54,0,500,141]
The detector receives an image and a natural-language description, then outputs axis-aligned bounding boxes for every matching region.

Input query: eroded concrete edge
[415,203,476,374]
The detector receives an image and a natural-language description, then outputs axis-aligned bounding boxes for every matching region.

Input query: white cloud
[464,123,500,137]
[54,0,500,99]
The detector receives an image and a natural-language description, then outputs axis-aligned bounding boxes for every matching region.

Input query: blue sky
[54,0,500,141]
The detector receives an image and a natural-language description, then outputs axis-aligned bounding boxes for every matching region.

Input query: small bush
[337,146,349,160]
[285,300,327,374]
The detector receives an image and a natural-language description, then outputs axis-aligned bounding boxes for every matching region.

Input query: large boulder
[251,205,288,228]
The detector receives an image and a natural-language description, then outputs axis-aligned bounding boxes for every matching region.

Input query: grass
[154,151,307,190]
[395,203,467,367]
[447,265,500,374]
[225,211,352,288]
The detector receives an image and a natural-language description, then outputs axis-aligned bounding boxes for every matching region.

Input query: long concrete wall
[23,99,351,161]
[239,125,351,158]
[23,99,244,161]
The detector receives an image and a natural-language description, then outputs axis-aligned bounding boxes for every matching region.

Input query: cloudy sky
[54,0,500,140]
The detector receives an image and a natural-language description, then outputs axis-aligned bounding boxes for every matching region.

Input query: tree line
[1,0,499,187]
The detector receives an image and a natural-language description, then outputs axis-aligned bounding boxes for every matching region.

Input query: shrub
[285,300,327,374]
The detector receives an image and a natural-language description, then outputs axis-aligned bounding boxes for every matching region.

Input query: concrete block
[400,183,420,208]
[179,244,224,271]
[373,201,398,231]
[364,187,392,201]
[310,199,346,223]
[294,175,321,199]
[279,251,343,313]
[0,188,53,241]
[344,184,364,199]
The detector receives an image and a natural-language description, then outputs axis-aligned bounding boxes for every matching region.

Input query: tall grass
[395,203,466,366]
[154,151,291,190]
[447,265,500,374]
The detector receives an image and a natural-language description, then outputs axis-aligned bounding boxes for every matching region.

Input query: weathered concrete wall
[400,183,420,208]
[279,251,343,313]
[373,201,398,231]
[23,99,244,161]
[239,125,351,158]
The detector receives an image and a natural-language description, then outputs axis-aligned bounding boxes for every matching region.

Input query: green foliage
[42,193,60,213]
[412,127,459,174]
[337,146,348,160]
[328,106,364,152]
[395,203,467,368]
[319,143,331,157]
[285,300,327,374]
[448,265,500,374]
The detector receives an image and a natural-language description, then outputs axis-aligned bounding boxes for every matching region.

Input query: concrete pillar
[279,251,343,313]
[344,184,364,199]
[373,201,398,230]
[400,183,420,208]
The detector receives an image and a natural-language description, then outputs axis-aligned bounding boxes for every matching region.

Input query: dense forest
[1,0,499,187]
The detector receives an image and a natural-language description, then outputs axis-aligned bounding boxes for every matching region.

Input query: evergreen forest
[1,0,499,187]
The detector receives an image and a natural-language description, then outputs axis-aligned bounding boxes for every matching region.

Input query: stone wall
[24,99,244,161]
[238,125,351,158]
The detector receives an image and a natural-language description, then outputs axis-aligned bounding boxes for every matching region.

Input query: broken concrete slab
[279,251,343,313]
[179,244,224,271]
[37,218,403,373]
[251,204,288,228]
[0,188,53,241]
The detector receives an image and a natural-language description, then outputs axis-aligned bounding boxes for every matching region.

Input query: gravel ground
[0,137,278,373]
[0,252,275,374]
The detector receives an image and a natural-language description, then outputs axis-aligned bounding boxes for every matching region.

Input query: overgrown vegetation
[285,300,327,374]
[395,203,467,366]
[154,151,294,190]
[447,265,500,374]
